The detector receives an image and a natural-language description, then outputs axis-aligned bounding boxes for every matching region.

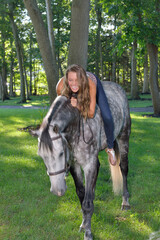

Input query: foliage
[0,0,160,99]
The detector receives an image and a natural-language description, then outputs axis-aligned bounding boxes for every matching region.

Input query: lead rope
[81,117,94,145]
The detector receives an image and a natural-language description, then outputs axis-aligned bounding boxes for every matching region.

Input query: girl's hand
[70,97,78,107]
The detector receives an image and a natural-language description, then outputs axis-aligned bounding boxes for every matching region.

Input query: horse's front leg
[80,157,100,240]
[70,163,85,206]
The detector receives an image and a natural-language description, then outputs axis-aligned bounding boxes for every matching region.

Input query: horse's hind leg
[118,121,131,210]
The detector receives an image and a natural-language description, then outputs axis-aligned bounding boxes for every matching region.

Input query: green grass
[128,94,153,108]
[0,105,160,239]
[0,93,153,109]
[0,95,49,107]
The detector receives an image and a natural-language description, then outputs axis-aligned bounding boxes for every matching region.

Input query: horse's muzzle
[50,186,67,196]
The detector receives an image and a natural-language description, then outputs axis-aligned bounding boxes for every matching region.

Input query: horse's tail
[109,141,123,195]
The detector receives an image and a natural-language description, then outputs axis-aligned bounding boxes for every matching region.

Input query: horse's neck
[63,110,80,145]
[50,100,80,134]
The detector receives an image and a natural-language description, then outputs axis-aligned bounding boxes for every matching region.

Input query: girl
[56,64,116,166]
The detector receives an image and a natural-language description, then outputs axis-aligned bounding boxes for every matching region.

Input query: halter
[40,133,70,177]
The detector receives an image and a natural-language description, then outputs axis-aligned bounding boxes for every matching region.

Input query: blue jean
[95,76,114,149]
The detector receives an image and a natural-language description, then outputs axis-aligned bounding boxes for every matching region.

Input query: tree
[1,30,9,100]
[68,0,90,70]
[24,0,58,103]
[142,52,149,93]
[147,43,160,115]
[8,2,26,102]
[0,12,10,100]
[45,0,57,72]
[131,41,139,99]
[145,0,160,115]
[94,0,103,79]
[9,38,15,97]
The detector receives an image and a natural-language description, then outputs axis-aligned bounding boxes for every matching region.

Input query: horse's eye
[53,125,59,133]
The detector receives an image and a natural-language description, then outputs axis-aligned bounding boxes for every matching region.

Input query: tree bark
[147,43,160,115]
[95,1,103,80]
[9,58,14,97]
[1,26,9,100]
[0,74,2,100]
[45,0,57,74]
[8,6,26,103]
[68,0,90,70]
[1,57,9,100]
[142,53,149,93]
[111,15,117,82]
[24,0,58,103]
[131,41,139,99]
[29,31,33,95]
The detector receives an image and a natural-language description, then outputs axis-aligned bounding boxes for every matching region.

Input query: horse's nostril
[50,187,65,196]
[57,191,63,196]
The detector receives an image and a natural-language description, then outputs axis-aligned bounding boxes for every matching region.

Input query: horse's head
[37,96,79,196]
[38,125,69,196]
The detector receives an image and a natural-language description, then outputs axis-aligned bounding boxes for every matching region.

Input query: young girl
[56,64,116,166]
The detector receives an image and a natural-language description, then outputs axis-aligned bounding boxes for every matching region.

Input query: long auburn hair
[61,64,90,118]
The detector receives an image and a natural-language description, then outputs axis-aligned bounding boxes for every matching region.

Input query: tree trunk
[111,14,117,82]
[147,43,160,115]
[95,1,101,78]
[68,0,90,70]
[131,41,139,99]
[45,0,57,74]
[142,53,149,93]
[29,31,33,95]
[8,7,26,103]
[112,60,116,82]
[9,39,14,97]
[24,0,58,103]
[1,59,9,100]
[95,1,103,80]
[0,74,2,100]
[33,61,37,95]
[1,30,9,100]
[9,59,14,97]
[24,64,30,100]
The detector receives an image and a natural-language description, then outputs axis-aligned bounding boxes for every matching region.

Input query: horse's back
[101,81,130,138]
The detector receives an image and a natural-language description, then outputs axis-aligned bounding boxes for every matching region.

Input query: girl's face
[68,71,79,93]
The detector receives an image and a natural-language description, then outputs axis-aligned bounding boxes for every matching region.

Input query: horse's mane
[39,96,79,152]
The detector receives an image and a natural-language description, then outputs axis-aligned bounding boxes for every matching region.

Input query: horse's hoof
[121,204,130,210]
[84,230,93,240]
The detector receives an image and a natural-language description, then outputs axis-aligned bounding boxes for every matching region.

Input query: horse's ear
[53,124,59,133]
[30,129,41,138]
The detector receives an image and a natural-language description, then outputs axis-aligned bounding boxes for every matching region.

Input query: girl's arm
[88,78,96,118]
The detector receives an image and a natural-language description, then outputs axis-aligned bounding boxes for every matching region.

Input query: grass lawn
[0,95,49,107]
[0,93,153,109]
[128,94,153,108]
[0,104,160,239]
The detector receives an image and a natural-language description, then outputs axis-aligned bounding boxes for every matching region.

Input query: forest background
[0,0,160,115]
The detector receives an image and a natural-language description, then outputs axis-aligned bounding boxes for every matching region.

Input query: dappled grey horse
[36,81,131,240]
